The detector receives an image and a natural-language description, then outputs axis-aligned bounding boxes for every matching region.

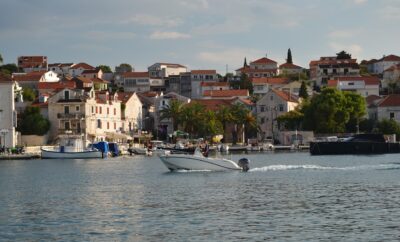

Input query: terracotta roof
[203,89,249,97]
[236,66,278,73]
[272,89,299,103]
[377,94,400,107]
[82,69,100,74]
[123,72,149,78]
[251,57,277,65]
[379,55,400,62]
[74,76,93,83]
[200,81,229,87]
[70,62,95,70]
[234,97,254,106]
[117,92,135,104]
[336,76,380,85]
[279,63,303,69]
[251,77,289,85]
[37,81,76,90]
[191,99,233,110]
[366,95,381,106]
[309,58,358,66]
[191,70,217,75]
[140,91,159,97]
[12,71,46,82]
[327,80,338,87]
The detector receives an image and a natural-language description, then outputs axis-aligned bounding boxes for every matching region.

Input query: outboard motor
[238,158,250,172]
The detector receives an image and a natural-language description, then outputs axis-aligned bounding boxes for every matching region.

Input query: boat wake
[250,163,400,172]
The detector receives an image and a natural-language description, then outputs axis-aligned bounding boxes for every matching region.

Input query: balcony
[57,113,85,119]
[58,128,85,135]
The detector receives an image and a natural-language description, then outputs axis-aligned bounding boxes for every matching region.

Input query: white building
[117,92,143,134]
[120,72,151,93]
[0,74,18,148]
[372,55,400,75]
[256,89,299,140]
[68,62,95,77]
[252,77,290,96]
[148,63,187,78]
[327,76,380,97]
[190,70,219,98]
[368,94,400,124]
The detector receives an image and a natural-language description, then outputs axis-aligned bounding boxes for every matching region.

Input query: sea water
[0,152,400,241]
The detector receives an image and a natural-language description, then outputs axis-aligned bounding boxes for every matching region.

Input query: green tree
[200,110,223,139]
[299,81,309,99]
[23,87,36,102]
[343,91,367,132]
[96,65,112,73]
[117,63,133,72]
[0,63,19,76]
[243,57,248,67]
[230,103,252,144]
[17,106,50,135]
[302,88,349,133]
[181,102,205,138]
[286,48,293,64]
[336,50,352,59]
[376,119,400,139]
[159,99,185,131]
[276,110,304,130]
[239,73,253,94]
[0,53,3,64]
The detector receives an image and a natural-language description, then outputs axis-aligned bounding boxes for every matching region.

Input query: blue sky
[1,0,399,74]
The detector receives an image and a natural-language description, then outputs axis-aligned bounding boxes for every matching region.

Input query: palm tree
[181,102,205,138]
[216,105,233,139]
[229,103,249,144]
[159,99,185,131]
[201,110,223,140]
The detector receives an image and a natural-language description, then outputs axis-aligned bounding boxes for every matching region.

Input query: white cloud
[122,14,183,27]
[179,0,209,9]
[150,31,191,40]
[329,42,363,57]
[379,4,400,20]
[328,30,357,38]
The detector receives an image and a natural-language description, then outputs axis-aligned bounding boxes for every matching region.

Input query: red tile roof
[82,69,100,74]
[380,55,400,62]
[272,89,299,102]
[336,76,380,85]
[251,77,289,85]
[384,63,400,72]
[200,81,229,87]
[156,63,186,68]
[117,92,135,104]
[377,94,400,107]
[203,89,249,97]
[37,81,76,90]
[191,99,233,110]
[236,66,278,73]
[366,95,381,106]
[74,76,93,83]
[91,77,109,84]
[70,62,95,70]
[279,63,303,69]
[251,57,277,64]
[12,71,46,82]
[123,72,149,78]
[327,80,338,87]
[191,70,217,75]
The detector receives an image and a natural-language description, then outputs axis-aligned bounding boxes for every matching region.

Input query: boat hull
[41,149,103,159]
[159,154,241,171]
[310,141,400,155]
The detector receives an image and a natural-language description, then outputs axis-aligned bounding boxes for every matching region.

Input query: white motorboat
[41,135,103,159]
[159,148,250,172]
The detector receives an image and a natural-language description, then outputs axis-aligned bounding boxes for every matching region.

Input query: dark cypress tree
[287,48,293,64]
[243,57,248,67]
[299,81,309,99]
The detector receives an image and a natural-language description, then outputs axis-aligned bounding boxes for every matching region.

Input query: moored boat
[310,133,400,155]
[41,135,103,159]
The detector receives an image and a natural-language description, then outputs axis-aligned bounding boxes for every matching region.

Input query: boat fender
[238,158,250,172]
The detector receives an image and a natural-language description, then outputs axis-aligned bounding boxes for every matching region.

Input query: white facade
[39,71,60,82]
[373,60,400,74]
[256,89,299,140]
[0,81,17,147]
[148,63,187,78]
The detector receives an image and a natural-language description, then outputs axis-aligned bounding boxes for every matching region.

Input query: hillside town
[1,50,400,150]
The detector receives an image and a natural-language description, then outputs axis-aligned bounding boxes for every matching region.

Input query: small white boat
[41,135,103,159]
[159,148,250,172]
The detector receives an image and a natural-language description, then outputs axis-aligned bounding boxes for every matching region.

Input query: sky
[1,0,399,74]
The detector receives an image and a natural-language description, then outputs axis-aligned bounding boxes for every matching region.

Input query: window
[114,108,116,115]
[107,122,109,129]
[76,106,80,112]
[99,107,102,114]
[107,107,109,114]
[64,90,69,100]
[64,122,70,130]
[114,122,116,129]
[260,106,265,112]
[390,112,395,120]
[260,117,265,124]
[64,106,69,114]
[92,106,94,113]
[96,106,98,113]
[270,95,273,101]
[97,119,102,128]
[279,104,284,112]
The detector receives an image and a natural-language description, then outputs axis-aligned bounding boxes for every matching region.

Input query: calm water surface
[1,152,400,241]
